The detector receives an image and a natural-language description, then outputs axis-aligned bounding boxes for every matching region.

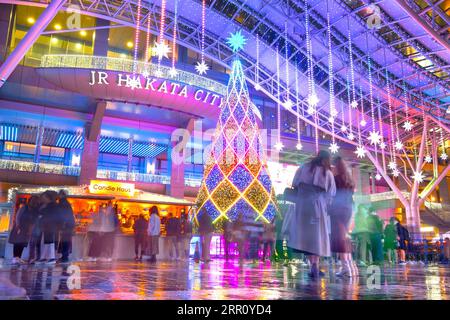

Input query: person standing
[133,214,148,261]
[166,213,180,260]
[384,217,398,264]
[329,156,357,277]
[223,219,233,260]
[86,205,103,261]
[57,190,75,263]
[198,209,214,263]
[352,204,371,266]
[37,191,60,264]
[288,150,336,278]
[9,196,40,265]
[396,219,410,265]
[100,202,117,261]
[367,207,384,265]
[179,214,193,260]
[147,206,161,263]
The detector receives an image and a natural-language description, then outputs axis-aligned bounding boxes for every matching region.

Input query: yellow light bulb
[54,24,62,30]
[27,17,35,24]
[126,41,133,48]
[80,30,87,36]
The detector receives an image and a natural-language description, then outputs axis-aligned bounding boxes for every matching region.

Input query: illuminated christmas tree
[196,34,277,223]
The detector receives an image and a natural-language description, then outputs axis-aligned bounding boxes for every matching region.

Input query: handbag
[283,187,298,203]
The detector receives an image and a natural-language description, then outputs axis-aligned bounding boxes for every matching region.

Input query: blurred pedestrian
[396,218,410,265]
[166,212,180,260]
[9,196,40,265]
[329,156,357,277]
[262,221,276,262]
[37,190,59,264]
[57,190,75,263]
[179,214,193,260]
[353,204,371,266]
[198,209,214,263]
[223,219,233,260]
[288,150,336,278]
[147,206,161,263]
[133,214,148,261]
[384,217,398,264]
[367,207,384,264]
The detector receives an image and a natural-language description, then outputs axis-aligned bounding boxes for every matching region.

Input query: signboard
[88,180,135,197]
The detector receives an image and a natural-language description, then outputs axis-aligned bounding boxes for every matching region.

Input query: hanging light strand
[144,7,151,63]
[132,0,142,74]
[326,8,336,148]
[284,22,290,103]
[171,0,179,70]
[256,34,260,85]
[347,17,357,105]
[201,0,206,63]
[276,47,282,146]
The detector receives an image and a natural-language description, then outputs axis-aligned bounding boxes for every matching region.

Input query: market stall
[6,180,194,260]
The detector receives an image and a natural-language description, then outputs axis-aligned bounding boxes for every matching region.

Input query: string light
[326,7,338,153]
[156,0,168,71]
[144,5,152,64]
[347,17,357,109]
[276,46,282,150]
[295,57,302,150]
[255,34,260,90]
[284,22,292,109]
[196,0,209,75]
[169,0,179,77]
[132,0,142,74]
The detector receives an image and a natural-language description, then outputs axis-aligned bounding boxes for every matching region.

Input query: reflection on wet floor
[0,260,449,300]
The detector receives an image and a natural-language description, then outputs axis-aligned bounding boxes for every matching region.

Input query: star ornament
[368,131,382,145]
[402,120,413,131]
[153,41,171,60]
[392,168,400,177]
[388,161,397,170]
[274,141,284,151]
[348,133,355,141]
[424,154,432,163]
[296,142,303,151]
[375,173,382,181]
[341,125,348,132]
[329,142,339,154]
[195,60,209,75]
[128,77,141,90]
[394,140,404,150]
[307,94,319,108]
[307,106,316,115]
[283,99,293,109]
[226,30,247,52]
[350,100,358,109]
[441,153,448,161]
[141,70,150,78]
[360,119,367,127]
[355,145,366,158]
[412,170,425,183]
[168,67,178,78]
[379,141,387,150]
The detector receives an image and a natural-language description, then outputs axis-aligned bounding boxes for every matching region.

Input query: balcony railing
[97,169,203,187]
[0,159,80,176]
[40,55,227,95]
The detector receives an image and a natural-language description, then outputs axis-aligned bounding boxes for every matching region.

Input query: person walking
[100,202,117,261]
[9,196,40,265]
[198,209,214,263]
[396,219,410,265]
[37,191,60,265]
[329,156,357,277]
[384,217,398,264]
[86,205,103,261]
[352,204,371,266]
[57,190,75,263]
[147,206,161,263]
[288,150,336,278]
[133,214,148,261]
[166,213,180,260]
[179,214,193,260]
[262,221,276,262]
[367,207,384,265]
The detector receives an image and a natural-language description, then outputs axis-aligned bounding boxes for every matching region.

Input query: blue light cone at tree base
[196,59,278,224]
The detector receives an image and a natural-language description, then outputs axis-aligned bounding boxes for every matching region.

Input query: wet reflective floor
[0,260,449,300]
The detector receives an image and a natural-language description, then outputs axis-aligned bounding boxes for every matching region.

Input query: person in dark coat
[37,190,60,264]
[178,214,193,260]
[133,214,148,261]
[166,213,180,260]
[198,209,214,262]
[384,217,398,264]
[57,190,75,263]
[396,219,410,265]
[9,196,40,265]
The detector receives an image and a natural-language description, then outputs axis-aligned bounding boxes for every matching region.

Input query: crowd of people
[8,190,75,265]
[283,150,450,278]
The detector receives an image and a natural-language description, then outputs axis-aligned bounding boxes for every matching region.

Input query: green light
[226,30,247,53]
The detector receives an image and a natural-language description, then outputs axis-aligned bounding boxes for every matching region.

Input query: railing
[40,55,227,95]
[97,169,171,185]
[424,201,450,223]
[97,169,203,187]
[0,159,80,176]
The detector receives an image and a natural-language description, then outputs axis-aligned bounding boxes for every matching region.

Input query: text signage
[89,180,135,197]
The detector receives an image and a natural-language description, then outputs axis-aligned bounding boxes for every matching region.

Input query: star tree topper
[226,30,247,52]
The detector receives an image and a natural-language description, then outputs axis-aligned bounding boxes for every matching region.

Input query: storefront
[5,180,195,260]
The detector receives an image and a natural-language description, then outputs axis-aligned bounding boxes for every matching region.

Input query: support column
[0,4,14,60]
[167,143,185,198]
[33,124,44,171]
[0,0,66,88]
[93,18,110,56]
[78,101,107,185]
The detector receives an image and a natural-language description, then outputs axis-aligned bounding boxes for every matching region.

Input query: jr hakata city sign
[88,71,222,106]
[36,68,224,120]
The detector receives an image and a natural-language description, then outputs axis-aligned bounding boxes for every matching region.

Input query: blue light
[226,30,247,52]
